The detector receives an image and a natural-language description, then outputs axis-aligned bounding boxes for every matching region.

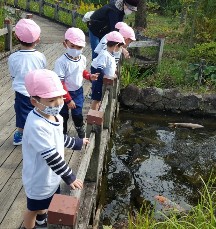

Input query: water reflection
[102,111,216,225]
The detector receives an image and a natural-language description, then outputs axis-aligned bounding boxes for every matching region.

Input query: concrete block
[48,194,79,226]
[87,109,104,125]
[103,77,114,86]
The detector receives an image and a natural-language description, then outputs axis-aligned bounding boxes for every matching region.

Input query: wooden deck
[0,13,93,229]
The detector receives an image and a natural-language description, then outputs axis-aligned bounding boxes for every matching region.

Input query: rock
[120,85,216,116]
[179,95,200,111]
[120,85,140,106]
[138,87,163,106]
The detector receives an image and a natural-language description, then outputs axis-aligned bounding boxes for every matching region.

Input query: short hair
[31,96,40,101]
[17,37,36,47]
[107,41,124,47]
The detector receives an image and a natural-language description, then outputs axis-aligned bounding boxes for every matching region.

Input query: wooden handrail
[4,0,83,28]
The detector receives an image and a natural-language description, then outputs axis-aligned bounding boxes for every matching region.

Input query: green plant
[188,42,216,65]
[128,175,216,229]
[43,5,55,19]
[30,1,40,13]
[120,60,155,88]
[121,61,141,87]
[186,62,216,86]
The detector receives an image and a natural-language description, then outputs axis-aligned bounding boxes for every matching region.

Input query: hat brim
[38,89,67,98]
[69,40,86,47]
[126,3,137,11]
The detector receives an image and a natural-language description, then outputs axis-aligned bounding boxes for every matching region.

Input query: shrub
[188,42,216,65]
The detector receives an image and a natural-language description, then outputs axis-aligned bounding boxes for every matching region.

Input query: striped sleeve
[64,135,83,150]
[41,148,76,185]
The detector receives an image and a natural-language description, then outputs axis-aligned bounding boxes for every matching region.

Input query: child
[54,27,98,138]
[94,21,136,63]
[22,69,89,229]
[91,31,125,110]
[8,18,46,145]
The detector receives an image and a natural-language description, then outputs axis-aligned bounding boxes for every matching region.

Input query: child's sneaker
[87,92,92,99]
[35,214,47,228]
[75,126,85,138]
[35,220,47,228]
[13,131,23,145]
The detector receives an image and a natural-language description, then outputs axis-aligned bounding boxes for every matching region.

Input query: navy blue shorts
[14,92,34,129]
[27,186,60,211]
[60,87,84,116]
[91,67,103,101]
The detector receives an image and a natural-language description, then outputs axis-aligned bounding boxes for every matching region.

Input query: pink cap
[106,31,125,44]
[65,27,86,47]
[115,22,128,30]
[25,69,67,98]
[15,19,41,43]
[119,26,136,41]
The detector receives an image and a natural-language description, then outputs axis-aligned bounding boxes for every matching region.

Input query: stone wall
[120,85,216,116]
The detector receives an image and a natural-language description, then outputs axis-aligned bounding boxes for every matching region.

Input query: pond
[100,110,216,226]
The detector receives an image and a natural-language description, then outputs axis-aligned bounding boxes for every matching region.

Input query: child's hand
[90,73,99,81]
[113,74,117,79]
[67,100,76,109]
[83,138,90,145]
[122,47,130,59]
[70,179,83,190]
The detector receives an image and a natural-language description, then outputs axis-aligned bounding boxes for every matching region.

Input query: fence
[4,0,83,27]
[47,68,121,228]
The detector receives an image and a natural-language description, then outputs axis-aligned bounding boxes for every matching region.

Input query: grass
[121,13,216,93]
[128,176,216,229]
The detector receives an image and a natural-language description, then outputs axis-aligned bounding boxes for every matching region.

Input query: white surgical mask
[66,47,83,58]
[124,8,132,15]
[34,99,64,116]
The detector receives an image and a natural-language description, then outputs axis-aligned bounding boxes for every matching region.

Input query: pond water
[100,110,216,226]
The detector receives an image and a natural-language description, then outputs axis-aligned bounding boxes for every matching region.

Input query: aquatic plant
[128,175,216,228]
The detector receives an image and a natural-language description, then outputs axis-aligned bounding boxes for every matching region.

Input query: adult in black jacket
[88,0,139,59]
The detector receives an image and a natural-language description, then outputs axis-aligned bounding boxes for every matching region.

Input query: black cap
[124,0,139,11]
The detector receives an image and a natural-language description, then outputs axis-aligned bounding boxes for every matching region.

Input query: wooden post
[39,0,44,16]
[14,0,18,7]
[26,13,33,19]
[102,77,114,129]
[54,3,59,21]
[15,9,21,23]
[71,9,77,27]
[26,0,30,11]
[4,19,12,52]
[85,109,104,184]
[157,35,165,65]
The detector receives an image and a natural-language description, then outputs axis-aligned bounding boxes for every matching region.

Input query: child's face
[32,96,64,118]
[113,45,122,52]
[65,40,83,50]
[124,38,133,47]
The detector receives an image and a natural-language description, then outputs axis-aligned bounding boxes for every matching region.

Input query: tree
[134,0,147,29]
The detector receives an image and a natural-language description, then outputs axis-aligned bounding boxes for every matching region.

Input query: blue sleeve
[64,135,83,150]
[41,148,76,185]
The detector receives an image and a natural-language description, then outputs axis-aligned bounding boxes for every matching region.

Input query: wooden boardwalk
[0,13,93,229]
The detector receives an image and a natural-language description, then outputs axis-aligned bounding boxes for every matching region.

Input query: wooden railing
[47,69,121,228]
[0,9,23,52]
[128,33,165,66]
[4,0,83,27]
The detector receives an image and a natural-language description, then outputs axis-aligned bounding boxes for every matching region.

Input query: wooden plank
[0,145,22,191]
[129,40,159,48]
[77,183,96,229]
[0,177,23,223]
[0,187,26,229]
[70,133,95,199]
